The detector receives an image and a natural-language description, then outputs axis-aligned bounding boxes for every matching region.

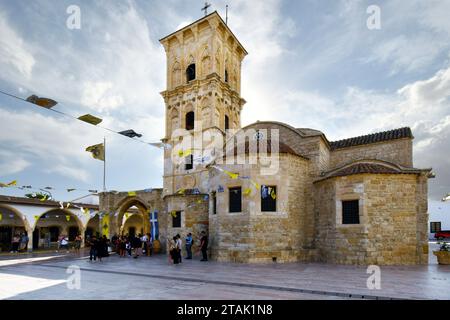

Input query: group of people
[169,231,208,264]
[8,229,209,264]
[10,233,29,253]
[87,235,110,262]
[112,233,153,259]
[56,234,83,253]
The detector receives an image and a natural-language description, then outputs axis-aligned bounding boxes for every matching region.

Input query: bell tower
[160,11,247,195]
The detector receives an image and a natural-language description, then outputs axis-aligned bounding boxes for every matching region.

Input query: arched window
[186,111,195,130]
[225,115,229,130]
[186,64,196,82]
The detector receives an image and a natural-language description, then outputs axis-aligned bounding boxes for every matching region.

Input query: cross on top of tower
[201,2,211,16]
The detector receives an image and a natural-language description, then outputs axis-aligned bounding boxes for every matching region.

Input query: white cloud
[0,150,30,175]
[81,81,124,112]
[0,107,101,183]
[364,34,447,75]
[45,164,90,183]
[0,12,35,79]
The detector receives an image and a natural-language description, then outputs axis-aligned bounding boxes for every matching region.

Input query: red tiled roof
[327,163,400,178]
[315,161,431,182]
[330,127,413,150]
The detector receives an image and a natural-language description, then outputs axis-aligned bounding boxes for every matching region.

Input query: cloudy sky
[0,0,449,216]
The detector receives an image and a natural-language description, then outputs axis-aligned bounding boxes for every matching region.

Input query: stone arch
[172,61,181,88]
[232,63,238,88]
[85,212,100,239]
[0,204,31,252]
[33,208,84,250]
[213,100,221,127]
[115,197,150,236]
[201,97,211,128]
[169,107,180,134]
[186,55,196,82]
[215,48,221,77]
[34,208,84,230]
[224,57,229,83]
[184,103,195,131]
[0,204,31,231]
[200,47,211,78]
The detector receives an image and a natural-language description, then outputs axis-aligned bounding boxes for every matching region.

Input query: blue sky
[0,0,449,216]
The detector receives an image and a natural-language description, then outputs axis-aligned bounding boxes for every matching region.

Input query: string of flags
[209,165,277,200]
[0,181,99,194]
[210,165,262,193]
[0,180,17,187]
[0,90,171,151]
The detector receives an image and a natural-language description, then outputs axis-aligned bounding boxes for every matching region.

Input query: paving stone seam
[38,264,408,301]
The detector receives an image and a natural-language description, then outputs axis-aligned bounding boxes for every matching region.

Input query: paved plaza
[0,243,449,300]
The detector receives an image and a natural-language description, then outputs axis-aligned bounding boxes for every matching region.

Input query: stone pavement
[0,243,448,300]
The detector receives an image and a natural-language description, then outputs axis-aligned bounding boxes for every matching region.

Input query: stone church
[100,11,433,265]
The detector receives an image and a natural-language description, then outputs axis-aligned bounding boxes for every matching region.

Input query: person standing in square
[200,231,208,262]
[185,233,193,259]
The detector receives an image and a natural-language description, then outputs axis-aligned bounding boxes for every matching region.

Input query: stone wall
[314,173,429,265]
[99,190,166,249]
[208,153,313,263]
[330,138,413,169]
[165,194,209,256]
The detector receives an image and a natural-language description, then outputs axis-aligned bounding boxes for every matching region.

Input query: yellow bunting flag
[196,199,202,204]
[66,215,71,222]
[243,188,252,196]
[177,189,185,195]
[125,212,130,219]
[178,149,192,157]
[251,180,261,190]
[78,114,103,125]
[0,213,2,221]
[102,215,109,237]
[34,215,40,221]
[270,189,277,200]
[26,95,57,108]
[128,191,137,196]
[170,210,177,218]
[223,169,239,180]
[86,143,105,161]
[39,195,48,202]
[0,180,17,187]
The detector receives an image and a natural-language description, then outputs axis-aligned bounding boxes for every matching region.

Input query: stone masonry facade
[98,12,433,265]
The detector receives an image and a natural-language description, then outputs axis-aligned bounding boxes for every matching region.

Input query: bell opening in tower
[186,64,196,82]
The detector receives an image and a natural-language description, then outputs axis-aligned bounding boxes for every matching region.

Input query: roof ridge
[330,127,412,150]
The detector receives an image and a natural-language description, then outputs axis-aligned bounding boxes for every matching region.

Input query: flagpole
[103,136,106,192]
